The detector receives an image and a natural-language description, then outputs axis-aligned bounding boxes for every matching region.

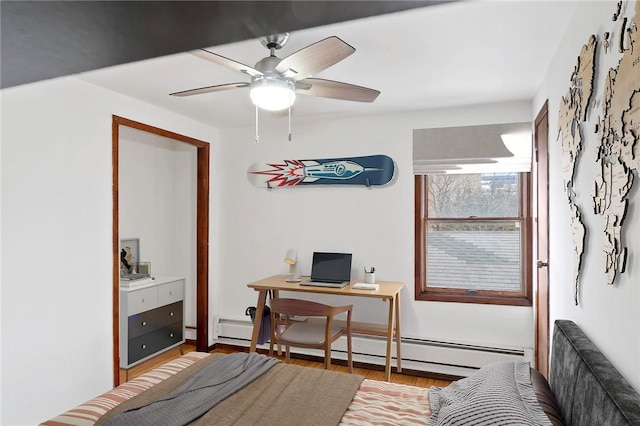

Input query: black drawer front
[128,322,183,364]
[128,301,183,340]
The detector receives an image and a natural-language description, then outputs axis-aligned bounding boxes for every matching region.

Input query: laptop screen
[311,252,352,282]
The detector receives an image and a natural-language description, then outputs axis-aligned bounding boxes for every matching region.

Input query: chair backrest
[270,298,349,318]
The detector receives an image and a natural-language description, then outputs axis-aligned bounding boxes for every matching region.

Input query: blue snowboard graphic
[247,155,395,188]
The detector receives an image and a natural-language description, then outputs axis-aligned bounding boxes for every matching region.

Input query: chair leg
[285,345,290,364]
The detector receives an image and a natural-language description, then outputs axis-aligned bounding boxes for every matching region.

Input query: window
[414,173,532,306]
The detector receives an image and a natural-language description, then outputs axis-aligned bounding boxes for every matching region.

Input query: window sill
[415,290,532,307]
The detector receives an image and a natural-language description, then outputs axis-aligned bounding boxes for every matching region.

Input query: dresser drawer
[126,287,159,316]
[127,322,183,364]
[128,301,183,340]
[158,279,184,305]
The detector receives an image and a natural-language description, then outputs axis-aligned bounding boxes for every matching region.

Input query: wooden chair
[269,298,353,373]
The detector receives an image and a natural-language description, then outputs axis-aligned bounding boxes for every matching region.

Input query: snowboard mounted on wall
[247,155,395,188]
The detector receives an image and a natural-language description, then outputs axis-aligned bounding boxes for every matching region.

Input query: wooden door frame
[534,101,550,377]
[112,115,210,386]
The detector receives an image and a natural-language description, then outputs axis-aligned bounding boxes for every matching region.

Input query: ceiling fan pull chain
[288,103,292,142]
[255,105,259,143]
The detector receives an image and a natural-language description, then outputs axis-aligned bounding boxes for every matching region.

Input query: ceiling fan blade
[170,82,249,97]
[275,36,355,80]
[191,49,262,77]
[296,78,380,102]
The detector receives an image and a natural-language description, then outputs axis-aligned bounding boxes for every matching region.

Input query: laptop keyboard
[301,280,348,288]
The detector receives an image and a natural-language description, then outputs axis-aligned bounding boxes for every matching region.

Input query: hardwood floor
[120,343,451,388]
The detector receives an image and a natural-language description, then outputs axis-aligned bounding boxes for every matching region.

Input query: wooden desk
[247,274,403,381]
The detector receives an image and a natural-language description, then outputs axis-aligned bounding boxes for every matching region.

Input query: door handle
[537,260,549,268]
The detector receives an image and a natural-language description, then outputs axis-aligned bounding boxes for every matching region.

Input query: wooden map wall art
[558,1,640,305]
[558,35,595,305]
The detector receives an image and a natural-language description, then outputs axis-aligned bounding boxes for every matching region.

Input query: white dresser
[119,276,185,369]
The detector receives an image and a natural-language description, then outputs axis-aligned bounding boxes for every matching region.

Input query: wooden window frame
[414,174,533,306]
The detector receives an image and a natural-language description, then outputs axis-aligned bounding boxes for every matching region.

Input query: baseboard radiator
[214,317,532,377]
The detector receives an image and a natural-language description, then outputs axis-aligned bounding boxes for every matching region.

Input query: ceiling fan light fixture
[250,77,296,111]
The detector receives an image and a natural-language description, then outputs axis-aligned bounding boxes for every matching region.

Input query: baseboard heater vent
[215,317,530,377]
[400,336,525,356]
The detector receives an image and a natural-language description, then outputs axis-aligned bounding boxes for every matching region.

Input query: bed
[42,320,640,426]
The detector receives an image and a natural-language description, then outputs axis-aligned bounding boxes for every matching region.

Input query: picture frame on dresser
[120,238,140,274]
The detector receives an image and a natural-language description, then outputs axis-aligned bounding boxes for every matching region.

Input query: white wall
[119,127,198,332]
[0,76,219,425]
[213,100,534,356]
[534,0,640,391]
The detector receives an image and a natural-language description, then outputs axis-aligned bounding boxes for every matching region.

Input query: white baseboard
[215,316,532,377]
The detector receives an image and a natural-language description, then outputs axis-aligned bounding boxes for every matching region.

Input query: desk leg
[249,289,268,352]
[385,296,396,381]
[395,292,402,373]
[273,290,282,355]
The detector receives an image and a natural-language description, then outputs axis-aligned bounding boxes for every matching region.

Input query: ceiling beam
[1,0,448,89]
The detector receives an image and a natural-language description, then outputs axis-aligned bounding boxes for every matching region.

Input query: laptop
[301,252,352,288]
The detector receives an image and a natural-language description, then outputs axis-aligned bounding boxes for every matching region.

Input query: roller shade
[413,122,532,174]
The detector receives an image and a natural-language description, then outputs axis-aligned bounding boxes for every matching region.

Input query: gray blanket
[105,352,279,426]
[428,361,552,426]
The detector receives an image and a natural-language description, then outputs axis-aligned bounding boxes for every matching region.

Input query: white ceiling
[79,1,578,129]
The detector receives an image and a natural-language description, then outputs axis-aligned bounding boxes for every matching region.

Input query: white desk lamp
[284,249,300,282]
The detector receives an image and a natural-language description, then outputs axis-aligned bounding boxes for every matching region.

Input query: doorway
[534,101,550,378]
[111,116,210,386]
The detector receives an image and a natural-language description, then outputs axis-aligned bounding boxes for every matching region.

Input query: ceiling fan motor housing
[254,55,282,75]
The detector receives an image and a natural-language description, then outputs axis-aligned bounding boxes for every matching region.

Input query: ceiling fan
[170,33,380,112]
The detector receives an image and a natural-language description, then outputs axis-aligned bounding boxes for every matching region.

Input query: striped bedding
[428,362,552,426]
[41,352,211,426]
[42,352,431,426]
[341,379,430,425]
